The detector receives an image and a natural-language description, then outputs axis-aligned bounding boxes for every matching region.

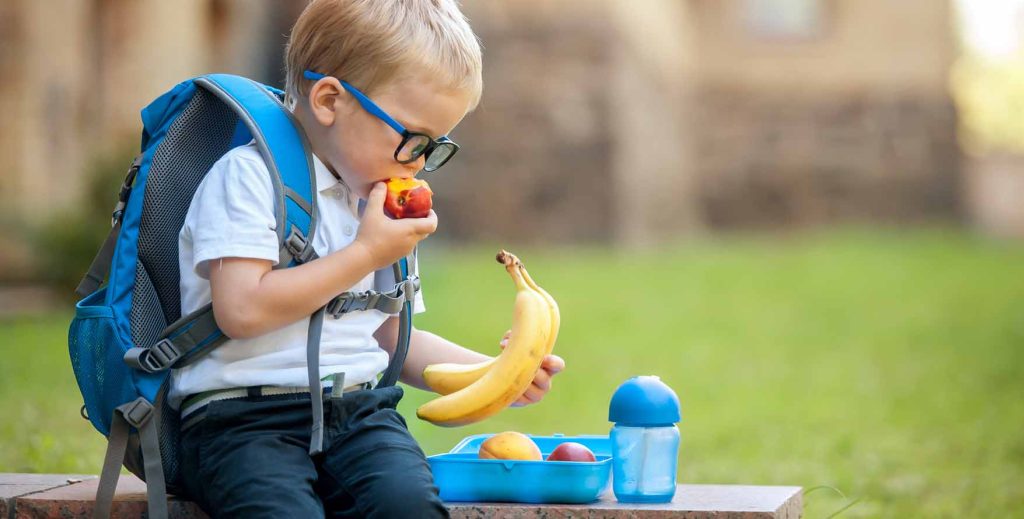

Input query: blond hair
[285,0,483,110]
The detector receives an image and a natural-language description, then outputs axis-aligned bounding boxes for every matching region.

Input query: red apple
[384,177,432,219]
[546,442,597,462]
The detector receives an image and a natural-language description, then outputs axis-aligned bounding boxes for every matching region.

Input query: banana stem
[497,250,529,290]
[496,249,514,266]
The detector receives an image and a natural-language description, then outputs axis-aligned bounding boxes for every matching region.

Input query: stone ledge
[0,474,95,519]
[7,474,801,518]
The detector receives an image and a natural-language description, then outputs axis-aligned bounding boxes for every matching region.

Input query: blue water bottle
[608,376,681,503]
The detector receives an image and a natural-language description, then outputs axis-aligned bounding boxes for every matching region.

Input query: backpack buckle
[327,291,380,318]
[326,275,419,318]
[326,293,350,317]
[118,397,154,429]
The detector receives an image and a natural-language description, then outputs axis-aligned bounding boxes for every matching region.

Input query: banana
[520,260,560,357]
[421,252,560,395]
[416,251,552,426]
[422,358,496,395]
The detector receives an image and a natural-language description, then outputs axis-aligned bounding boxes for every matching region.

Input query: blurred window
[744,0,824,40]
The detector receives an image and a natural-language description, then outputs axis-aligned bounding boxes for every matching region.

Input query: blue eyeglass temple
[303,70,451,143]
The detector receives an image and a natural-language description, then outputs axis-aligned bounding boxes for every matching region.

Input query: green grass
[3,229,1023,517]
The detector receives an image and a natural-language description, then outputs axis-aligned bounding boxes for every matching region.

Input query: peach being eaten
[384,177,432,219]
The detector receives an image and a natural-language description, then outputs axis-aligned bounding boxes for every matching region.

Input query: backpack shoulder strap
[124,75,320,374]
[196,74,319,266]
[377,257,415,388]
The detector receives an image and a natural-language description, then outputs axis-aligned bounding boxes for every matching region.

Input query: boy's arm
[376,317,565,405]
[374,317,491,391]
[210,183,437,339]
[209,245,374,338]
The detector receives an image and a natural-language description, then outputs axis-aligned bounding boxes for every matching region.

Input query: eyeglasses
[303,70,460,172]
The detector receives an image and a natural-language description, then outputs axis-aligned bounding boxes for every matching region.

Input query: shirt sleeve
[187,150,280,279]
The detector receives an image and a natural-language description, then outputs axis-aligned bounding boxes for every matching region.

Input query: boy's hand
[355,182,437,269]
[499,329,566,407]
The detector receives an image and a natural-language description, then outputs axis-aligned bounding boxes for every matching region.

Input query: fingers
[499,329,511,349]
[409,210,438,235]
[508,355,565,407]
[512,366,556,407]
[541,354,565,375]
[520,383,547,404]
[532,368,551,391]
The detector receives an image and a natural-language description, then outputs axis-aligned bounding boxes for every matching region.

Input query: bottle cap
[608,375,681,426]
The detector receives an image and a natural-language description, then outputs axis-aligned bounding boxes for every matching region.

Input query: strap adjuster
[118,397,154,428]
[284,228,317,264]
[111,156,142,227]
[148,338,182,368]
[399,276,420,297]
[124,338,182,373]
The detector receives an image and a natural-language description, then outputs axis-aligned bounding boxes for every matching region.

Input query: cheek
[360,140,401,176]
[335,127,380,167]
[340,138,402,186]
[365,132,409,176]
[336,118,409,180]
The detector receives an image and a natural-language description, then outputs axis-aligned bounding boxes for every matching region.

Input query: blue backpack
[69,74,419,518]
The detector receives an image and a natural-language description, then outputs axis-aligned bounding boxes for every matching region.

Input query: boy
[171,0,565,517]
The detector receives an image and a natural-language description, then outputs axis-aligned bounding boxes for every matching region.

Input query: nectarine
[384,177,432,219]
[546,442,596,462]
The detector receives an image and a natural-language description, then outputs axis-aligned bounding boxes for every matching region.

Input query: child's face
[307,74,475,200]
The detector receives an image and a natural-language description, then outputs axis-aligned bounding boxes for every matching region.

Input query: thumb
[365,182,387,209]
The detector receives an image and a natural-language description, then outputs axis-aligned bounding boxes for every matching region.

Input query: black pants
[178,385,449,518]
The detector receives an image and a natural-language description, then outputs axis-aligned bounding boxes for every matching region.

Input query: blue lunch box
[427,433,612,504]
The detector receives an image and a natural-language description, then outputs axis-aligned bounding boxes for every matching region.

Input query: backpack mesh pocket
[68,288,138,436]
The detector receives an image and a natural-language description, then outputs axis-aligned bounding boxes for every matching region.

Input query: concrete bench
[2,473,802,518]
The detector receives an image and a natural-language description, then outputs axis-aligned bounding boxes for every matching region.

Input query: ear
[307,77,343,127]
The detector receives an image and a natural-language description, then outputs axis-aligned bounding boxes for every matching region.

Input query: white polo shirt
[168,141,424,409]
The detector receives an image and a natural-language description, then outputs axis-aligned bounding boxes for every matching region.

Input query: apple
[478,431,543,461]
[546,442,596,462]
[384,177,432,219]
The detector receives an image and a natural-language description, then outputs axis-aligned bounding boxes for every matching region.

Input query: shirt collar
[312,153,361,215]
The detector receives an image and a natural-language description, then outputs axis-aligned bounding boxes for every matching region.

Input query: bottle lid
[608,375,681,426]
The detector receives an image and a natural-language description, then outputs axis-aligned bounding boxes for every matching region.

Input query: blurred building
[0,0,300,278]
[687,0,959,228]
[0,0,960,276]
[442,0,959,244]
[0,0,298,218]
